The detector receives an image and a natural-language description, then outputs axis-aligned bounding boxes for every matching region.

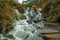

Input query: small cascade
[8,7,44,40]
[0,0,59,40]
[0,0,44,40]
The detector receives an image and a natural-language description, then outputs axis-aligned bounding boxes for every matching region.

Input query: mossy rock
[42,0,60,23]
[20,14,26,20]
[0,0,19,33]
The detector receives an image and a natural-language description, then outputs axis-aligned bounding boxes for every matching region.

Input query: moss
[0,0,19,33]
[42,0,60,23]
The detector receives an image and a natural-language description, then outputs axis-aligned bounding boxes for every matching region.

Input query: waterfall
[0,0,59,40]
[7,7,44,40]
[0,0,44,40]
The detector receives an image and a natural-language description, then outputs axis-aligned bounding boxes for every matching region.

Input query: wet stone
[2,37,8,40]
[7,7,44,40]
[5,34,14,39]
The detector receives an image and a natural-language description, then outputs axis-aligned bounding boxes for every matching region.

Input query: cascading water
[0,0,59,40]
[7,7,44,40]
[0,0,45,40]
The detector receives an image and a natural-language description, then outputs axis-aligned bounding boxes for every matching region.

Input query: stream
[0,0,44,40]
[8,7,44,40]
[0,0,60,40]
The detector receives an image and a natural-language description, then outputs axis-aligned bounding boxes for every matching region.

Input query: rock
[2,37,8,40]
[0,38,1,40]
[0,0,19,33]
[42,0,60,23]
[20,14,26,19]
[32,5,38,9]
[5,34,14,39]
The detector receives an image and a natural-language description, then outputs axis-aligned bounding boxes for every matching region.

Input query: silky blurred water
[0,0,44,40]
[8,7,44,40]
